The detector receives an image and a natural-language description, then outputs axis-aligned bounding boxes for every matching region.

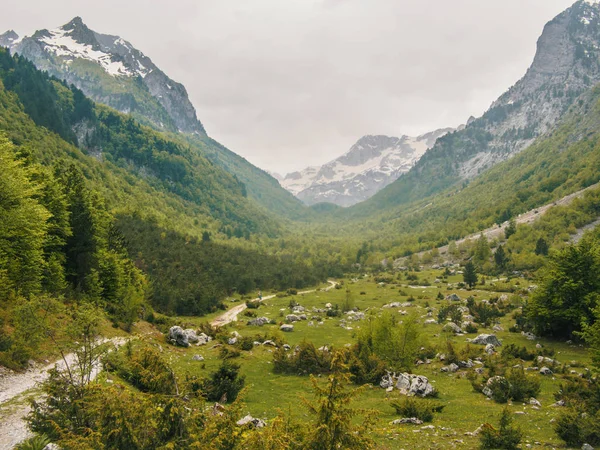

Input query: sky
[1,0,577,174]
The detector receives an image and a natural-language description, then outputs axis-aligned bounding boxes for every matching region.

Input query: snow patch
[40,27,132,77]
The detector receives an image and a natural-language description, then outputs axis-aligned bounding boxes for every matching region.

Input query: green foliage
[390,397,445,422]
[273,340,332,376]
[505,367,541,402]
[14,434,52,450]
[553,377,600,447]
[204,360,246,403]
[463,262,478,288]
[479,408,523,450]
[356,312,423,371]
[105,346,178,394]
[527,235,600,338]
[303,353,376,450]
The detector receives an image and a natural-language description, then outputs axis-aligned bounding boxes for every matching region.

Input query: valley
[1,1,600,449]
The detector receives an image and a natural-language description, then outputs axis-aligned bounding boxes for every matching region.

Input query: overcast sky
[1,0,577,174]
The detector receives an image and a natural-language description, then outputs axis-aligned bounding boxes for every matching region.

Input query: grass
[111,271,592,448]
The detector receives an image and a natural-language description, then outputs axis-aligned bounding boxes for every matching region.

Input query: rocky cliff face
[456,0,600,178]
[2,17,204,134]
[281,129,454,207]
[353,0,600,214]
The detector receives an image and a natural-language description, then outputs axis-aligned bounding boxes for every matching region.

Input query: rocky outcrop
[468,334,502,346]
[380,372,435,397]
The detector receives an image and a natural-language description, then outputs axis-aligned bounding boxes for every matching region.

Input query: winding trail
[211,280,338,327]
[0,338,126,450]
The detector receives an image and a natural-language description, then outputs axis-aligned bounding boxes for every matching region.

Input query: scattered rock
[228,337,238,345]
[446,294,461,301]
[168,326,190,347]
[552,400,566,407]
[43,445,60,450]
[492,325,504,332]
[540,367,553,375]
[424,319,437,324]
[522,331,537,341]
[280,324,294,332]
[248,317,270,326]
[192,354,204,361]
[283,344,291,351]
[286,314,300,322]
[485,343,496,355]
[468,334,501,346]
[441,363,460,373]
[381,372,435,397]
[391,417,424,425]
[183,329,200,344]
[530,398,541,407]
[582,443,594,450]
[443,322,463,334]
[237,414,266,428]
[262,340,277,347]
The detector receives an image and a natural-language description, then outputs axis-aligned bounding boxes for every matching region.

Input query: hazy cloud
[1,0,576,173]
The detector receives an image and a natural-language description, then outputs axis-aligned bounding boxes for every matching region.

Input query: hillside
[1,17,309,220]
[348,0,600,217]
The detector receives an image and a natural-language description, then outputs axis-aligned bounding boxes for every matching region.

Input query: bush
[488,377,511,403]
[237,336,254,351]
[501,344,535,361]
[15,434,52,450]
[273,340,332,375]
[203,361,245,402]
[246,300,260,309]
[480,408,523,450]
[465,323,479,334]
[390,397,445,422]
[506,367,541,402]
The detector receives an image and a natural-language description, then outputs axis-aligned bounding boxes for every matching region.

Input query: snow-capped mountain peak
[4,17,205,134]
[280,128,456,207]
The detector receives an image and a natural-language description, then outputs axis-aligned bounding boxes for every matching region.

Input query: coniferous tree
[534,237,549,256]
[494,245,509,270]
[463,261,478,288]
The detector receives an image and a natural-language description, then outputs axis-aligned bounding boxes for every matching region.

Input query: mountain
[281,129,454,207]
[348,0,600,217]
[2,18,203,134]
[1,18,308,219]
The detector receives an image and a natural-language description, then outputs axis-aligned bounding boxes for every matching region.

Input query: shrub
[237,336,254,351]
[203,361,245,402]
[15,434,52,450]
[390,397,445,422]
[479,408,523,450]
[488,377,511,403]
[273,340,332,375]
[246,300,260,309]
[506,367,541,402]
[465,323,479,333]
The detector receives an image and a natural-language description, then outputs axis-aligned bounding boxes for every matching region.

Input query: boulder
[441,363,459,373]
[443,322,463,334]
[582,444,594,450]
[384,372,435,397]
[522,331,537,341]
[43,445,60,450]
[192,354,204,361]
[248,317,270,326]
[197,333,211,345]
[325,303,332,309]
[446,294,461,301]
[286,314,300,322]
[485,344,496,355]
[530,398,541,407]
[168,326,190,347]
[228,337,238,345]
[468,334,501,346]
[184,329,200,344]
[237,414,266,428]
[391,417,423,425]
[283,344,291,351]
[292,305,305,313]
[262,340,277,347]
[424,319,437,324]
[458,360,474,368]
[280,324,294,332]
[540,367,553,375]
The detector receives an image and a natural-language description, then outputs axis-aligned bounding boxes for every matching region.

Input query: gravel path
[0,338,126,450]
[211,280,338,327]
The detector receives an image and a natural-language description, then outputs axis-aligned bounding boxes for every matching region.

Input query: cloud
[0,0,576,173]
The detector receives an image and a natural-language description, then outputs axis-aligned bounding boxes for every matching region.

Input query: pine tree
[534,237,549,256]
[494,245,508,270]
[504,218,517,240]
[463,261,478,288]
[304,352,376,450]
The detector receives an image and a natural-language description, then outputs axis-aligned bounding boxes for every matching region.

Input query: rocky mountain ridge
[1,17,204,134]
[281,128,455,207]
[350,0,600,215]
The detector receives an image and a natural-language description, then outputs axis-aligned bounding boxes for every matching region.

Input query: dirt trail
[0,338,126,450]
[401,182,600,262]
[211,280,338,327]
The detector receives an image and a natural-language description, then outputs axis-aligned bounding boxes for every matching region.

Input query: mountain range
[278,129,456,207]
[0,17,306,220]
